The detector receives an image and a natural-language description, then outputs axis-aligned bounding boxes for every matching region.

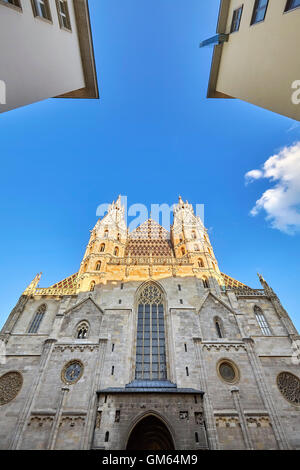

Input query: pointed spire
[23,273,42,296]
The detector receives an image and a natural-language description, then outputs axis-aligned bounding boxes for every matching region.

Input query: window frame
[55,0,72,31]
[254,306,272,336]
[230,5,243,33]
[284,0,300,12]
[31,0,52,23]
[28,304,46,334]
[250,0,269,25]
[0,0,22,12]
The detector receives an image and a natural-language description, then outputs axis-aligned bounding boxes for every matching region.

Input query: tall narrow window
[230,6,243,32]
[114,247,119,256]
[285,0,300,11]
[135,283,167,381]
[198,258,204,268]
[95,261,101,271]
[31,0,52,21]
[100,243,105,252]
[202,277,209,289]
[90,281,95,292]
[214,318,223,338]
[104,230,109,238]
[251,0,269,25]
[28,304,46,333]
[254,306,272,336]
[56,0,71,30]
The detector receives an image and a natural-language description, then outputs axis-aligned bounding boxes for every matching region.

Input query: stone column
[244,338,290,449]
[47,387,70,450]
[230,386,254,450]
[9,338,57,449]
[81,337,108,450]
[193,338,219,450]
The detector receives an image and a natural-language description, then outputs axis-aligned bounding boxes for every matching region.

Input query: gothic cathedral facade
[0,196,299,450]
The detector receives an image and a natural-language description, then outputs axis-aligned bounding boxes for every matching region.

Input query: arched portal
[126,415,175,450]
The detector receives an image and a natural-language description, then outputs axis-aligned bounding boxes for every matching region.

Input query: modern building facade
[0,0,98,113]
[201,0,300,121]
[0,196,299,450]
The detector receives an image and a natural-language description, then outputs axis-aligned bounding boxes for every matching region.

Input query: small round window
[218,360,239,384]
[61,360,84,385]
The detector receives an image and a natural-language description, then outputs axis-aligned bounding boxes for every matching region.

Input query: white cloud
[245,142,300,234]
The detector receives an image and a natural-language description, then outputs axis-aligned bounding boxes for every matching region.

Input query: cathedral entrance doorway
[126,415,175,450]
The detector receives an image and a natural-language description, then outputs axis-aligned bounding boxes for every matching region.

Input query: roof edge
[56,0,99,100]
[207,0,234,100]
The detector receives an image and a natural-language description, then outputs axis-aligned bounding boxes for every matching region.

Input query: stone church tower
[0,196,299,450]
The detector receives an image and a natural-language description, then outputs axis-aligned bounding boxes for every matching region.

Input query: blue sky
[0,0,299,331]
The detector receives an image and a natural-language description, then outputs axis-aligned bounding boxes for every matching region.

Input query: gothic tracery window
[135,283,167,381]
[76,321,89,339]
[277,372,300,405]
[254,305,271,336]
[28,304,46,334]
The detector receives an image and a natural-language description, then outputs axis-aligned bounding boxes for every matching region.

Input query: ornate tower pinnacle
[23,273,42,296]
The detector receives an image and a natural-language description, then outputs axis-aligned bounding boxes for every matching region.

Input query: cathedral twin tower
[0,196,299,450]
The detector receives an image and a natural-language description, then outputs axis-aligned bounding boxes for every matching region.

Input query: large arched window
[254,305,271,336]
[135,283,167,381]
[28,304,47,334]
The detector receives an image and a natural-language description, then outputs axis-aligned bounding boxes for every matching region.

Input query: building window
[218,360,239,384]
[251,0,269,25]
[114,247,119,256]
[192,230,196,239]
[178,284,181,291]
[76,321,89,339]
[181,247,186,255]
[111,366,114,375]
[135,282,167,381]
[95,261,101,271]
[56,0,71,30]
[105,431,109,442]
[1,0,22,10]
[184,343,187,352]
[180,299,183,304]
[198,258,204,268]
[100,243,105,252]
[202,277,209,289]
[214,318,223,338]
[254,306,271,336]
[277,372,300,405]
[31,0,52,21]
[285,0,300,11]
[230,6,243,32]
[90,281,95,292]
[104,230,109,238]
[28,304,46,333]
[186,367,189,377]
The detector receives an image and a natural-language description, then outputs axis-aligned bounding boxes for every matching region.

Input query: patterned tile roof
[50,273,78,290]
[125,219,173,257]
[221,272,252,290]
